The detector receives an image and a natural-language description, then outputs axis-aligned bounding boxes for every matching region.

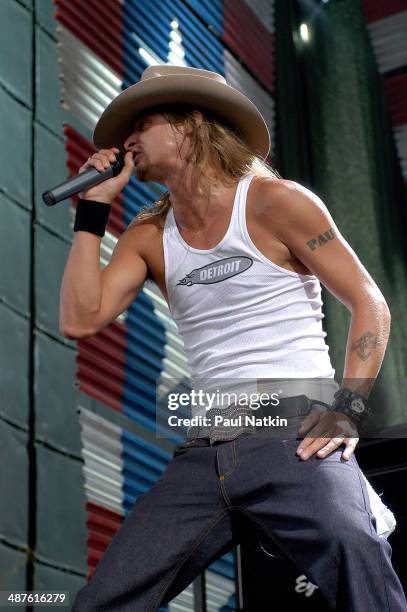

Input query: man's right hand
[78,147,135,203]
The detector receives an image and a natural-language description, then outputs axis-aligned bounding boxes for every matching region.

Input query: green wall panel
[35,331,81,456]
[0,195,31,316]
[36,27,66,136]
[0,543,27,598]
[0,89,32,207]
[33,563,86,609]
[34,224,74,339]
[36,0,57,40]
[36,444,87,573]
[0,0,33,106]
[0,422,28,548]
[35,123,71,241]
[0,303,30,428]
[18,0,32,10]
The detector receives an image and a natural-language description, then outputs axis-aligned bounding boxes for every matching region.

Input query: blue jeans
[71,434,407,611]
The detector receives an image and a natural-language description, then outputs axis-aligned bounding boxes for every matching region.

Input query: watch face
[350,398,365,414]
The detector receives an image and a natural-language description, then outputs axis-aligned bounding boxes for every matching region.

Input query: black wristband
[73,199,111,237]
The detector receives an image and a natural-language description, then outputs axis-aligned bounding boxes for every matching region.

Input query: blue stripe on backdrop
[183,0,224,36]
[123,0,225,79]
[125,328,166,367]
[210,552,236,579]
[122,180,165,221]
[124,0,172,66]
[121,430,171,512]
[126,315,167,360]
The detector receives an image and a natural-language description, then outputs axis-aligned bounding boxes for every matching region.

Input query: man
[63,66,406,611]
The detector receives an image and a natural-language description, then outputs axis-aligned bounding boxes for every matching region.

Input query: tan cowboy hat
[93,64,270,159]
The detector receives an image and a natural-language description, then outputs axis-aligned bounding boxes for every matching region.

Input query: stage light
[300,23,310,42]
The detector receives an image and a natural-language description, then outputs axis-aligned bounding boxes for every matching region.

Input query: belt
[186,394,332,445]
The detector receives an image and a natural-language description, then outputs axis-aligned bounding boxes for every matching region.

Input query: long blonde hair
[129,104,283,228]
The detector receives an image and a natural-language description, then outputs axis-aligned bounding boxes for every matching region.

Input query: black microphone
[42,152,125,206]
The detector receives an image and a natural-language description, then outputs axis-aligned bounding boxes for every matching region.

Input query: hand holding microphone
[77,148,135,203]
[42,147,136,237]
[42,147,135,206]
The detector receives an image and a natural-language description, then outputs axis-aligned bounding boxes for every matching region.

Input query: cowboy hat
[93,64,270,159]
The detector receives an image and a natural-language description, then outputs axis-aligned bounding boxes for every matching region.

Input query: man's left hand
[296,407,359,460]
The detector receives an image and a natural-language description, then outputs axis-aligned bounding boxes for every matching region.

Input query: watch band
[331,387,371,427]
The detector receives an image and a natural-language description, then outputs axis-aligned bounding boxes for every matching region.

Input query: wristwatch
[331,387,371,427]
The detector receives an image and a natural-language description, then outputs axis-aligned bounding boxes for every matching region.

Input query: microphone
[42,152,125,206]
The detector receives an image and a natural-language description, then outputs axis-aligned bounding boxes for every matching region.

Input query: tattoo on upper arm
[351,330,378,361]
[306,228,336,251]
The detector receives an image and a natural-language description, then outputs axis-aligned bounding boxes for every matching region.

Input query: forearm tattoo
[306,228,336,251]
[351,330,378,361]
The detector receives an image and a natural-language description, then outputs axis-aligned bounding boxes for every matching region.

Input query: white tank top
[162,173,339,412]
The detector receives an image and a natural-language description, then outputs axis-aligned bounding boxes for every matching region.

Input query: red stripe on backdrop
[223,0,275,92]
[384,73,407,126]
[85,501,123,577]
[76,321,127,412]
[64,124,126,236]
[54,0,124,75]
[361,0,407,23]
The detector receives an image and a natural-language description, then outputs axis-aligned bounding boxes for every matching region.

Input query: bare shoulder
[123,211,166,255]
[252,177,330,227]
[254,177,324,210]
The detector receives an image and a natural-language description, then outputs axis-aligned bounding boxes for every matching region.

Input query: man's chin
[134,164,149,182]
[135,164,162,184]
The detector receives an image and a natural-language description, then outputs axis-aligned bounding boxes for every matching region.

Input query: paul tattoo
[306,227,336,251]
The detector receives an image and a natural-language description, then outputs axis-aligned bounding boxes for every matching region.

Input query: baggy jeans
[71,434,407,611]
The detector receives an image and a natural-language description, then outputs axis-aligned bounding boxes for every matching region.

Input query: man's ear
[183,110,203,138]
[191,110,203,126]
